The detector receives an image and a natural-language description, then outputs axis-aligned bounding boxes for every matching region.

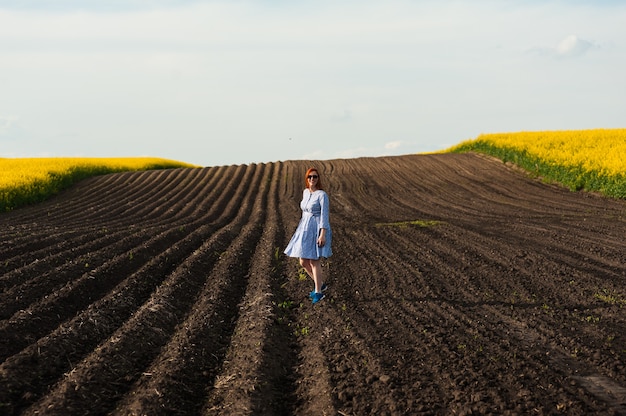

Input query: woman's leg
[299,258,313,278]
[310,259,323,293]
[300,258,324,295]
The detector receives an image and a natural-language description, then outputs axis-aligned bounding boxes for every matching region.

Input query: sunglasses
[307,175,319,179]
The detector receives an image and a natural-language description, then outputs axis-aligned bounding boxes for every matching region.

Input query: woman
[284,167,333,304]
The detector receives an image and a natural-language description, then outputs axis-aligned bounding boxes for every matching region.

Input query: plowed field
[1,153,626,415]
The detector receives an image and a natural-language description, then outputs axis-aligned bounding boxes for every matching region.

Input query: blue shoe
[311,292,325,304]
[310,284,327,299]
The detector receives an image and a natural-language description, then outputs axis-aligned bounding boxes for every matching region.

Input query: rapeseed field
[447,129,626,199]
[0,157,197,212]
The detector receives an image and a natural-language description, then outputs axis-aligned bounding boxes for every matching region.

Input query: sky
[1,0,625,167]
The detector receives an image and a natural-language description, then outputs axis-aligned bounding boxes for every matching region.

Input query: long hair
[304,167,323,190]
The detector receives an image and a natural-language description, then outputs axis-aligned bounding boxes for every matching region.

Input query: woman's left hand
[317,235,326,247]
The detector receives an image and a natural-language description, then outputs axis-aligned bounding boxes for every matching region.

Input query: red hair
[304,167,323,190]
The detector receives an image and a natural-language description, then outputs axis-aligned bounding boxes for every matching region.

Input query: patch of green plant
[297,267,308,281]
[278,300,294,309]
[274,295,298,328]
[295,325,310,336]
[375,219,443,228]
[273,246,281,262]
[582,315,600,323]
[594,289,626,306]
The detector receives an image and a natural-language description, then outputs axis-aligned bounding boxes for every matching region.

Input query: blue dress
[284,189,333,260]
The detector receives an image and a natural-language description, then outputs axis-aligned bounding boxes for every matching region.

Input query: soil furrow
[0,226,188,355]
[0,167,223,289]
[14,169,183,228]
[0,229,84,265]
[0,230,155,314]
[0,223,222,413]
[0,164,251,354]
[323,230,450,414]
[330,228,605,414]
[84,167,213,228]
[373,216,626,384]
[26,163,269,415]
[202,161,300,415]
[41,168,197,227]
[0,165,260,414]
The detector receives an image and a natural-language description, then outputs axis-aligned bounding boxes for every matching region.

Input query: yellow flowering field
[447,129,626,198]
[0,157,197,212]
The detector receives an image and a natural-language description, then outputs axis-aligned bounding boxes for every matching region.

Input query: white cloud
[527,34,598,59]
[384,140,404,150]
[555,35,594,57]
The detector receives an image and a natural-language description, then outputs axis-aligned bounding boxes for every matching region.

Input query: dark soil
[1,153,625,415]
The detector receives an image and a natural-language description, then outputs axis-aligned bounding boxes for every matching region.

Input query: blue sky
[1,1,624,166]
